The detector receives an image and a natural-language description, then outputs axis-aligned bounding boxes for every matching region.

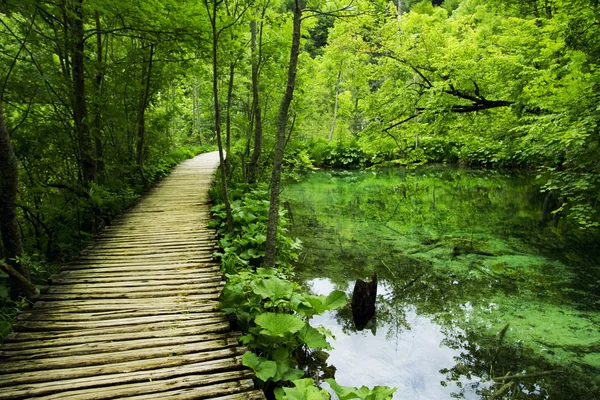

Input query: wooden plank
[112,377,256,400]
[0,337,241,374]
[0,357,247,399]
[31,298,219,311]
[2,321,231,350]
[19,305,217,321]
[13,311,224,331]
[54,265,221,278]
[210,392,266,400]
[48,274,222,285]
[37,288,222,301]
[43,281,223,294]
[0,332,237,360]
[61,261,218,271]
[72,253,215,262]
[0,347,246,387]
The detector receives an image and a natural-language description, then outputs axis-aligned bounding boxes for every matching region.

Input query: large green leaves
[326,379,398,400]
[274,379,330,400]
[255,312,306,336]
[252,277,294,301]
[242,351,277,381]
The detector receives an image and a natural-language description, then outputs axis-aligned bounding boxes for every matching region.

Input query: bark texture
[0,103,31,299]
[248,19,263,184]
[264,0,303,267]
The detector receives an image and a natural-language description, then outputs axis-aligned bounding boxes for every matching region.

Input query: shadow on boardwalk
[0,151,264,400]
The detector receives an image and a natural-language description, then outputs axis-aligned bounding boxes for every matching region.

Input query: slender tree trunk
[91,11,105,179]
[248,19,263,183]
[0,103,31,300]
[397,0,403,21]
[70,0,96,184]
[545,0,552,19]
[208,0,233,231]
[225,60,236,176]
[192,76,199,140]
[136,43,154,186]
[264,0,303,268]
[329,68,342,141]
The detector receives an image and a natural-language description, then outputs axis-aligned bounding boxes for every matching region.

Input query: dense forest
[0,0,599,397]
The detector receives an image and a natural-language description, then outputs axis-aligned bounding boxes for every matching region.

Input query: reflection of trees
[284,168,600,399]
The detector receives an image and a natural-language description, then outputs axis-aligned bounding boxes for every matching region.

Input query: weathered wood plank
[43,281,223,294]
[0,336,241,374]
[44,377,257,400]
[0,357,246,399]
[13,311,224,331]
[54,265,221,278]
[0,347,246,387]
[0,332,237,361]
[37,288,222,301]
[60,262,219,271]
[31,298,219,311]
[48,274,222,285]
[19,305,217,321]
[210,392,266,400]
[2,321,231,350]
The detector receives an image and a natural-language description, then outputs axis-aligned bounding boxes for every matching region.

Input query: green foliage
[0,297,29,341]
[326,379,398,400]
[272,378,397,400]
[219,267,343,361]
[211,188,302,272]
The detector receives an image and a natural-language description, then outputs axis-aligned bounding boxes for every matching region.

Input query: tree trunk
[193,75,201,142]
[208,0,233,232]
[0,103,31,300]
[264,0,303,268]
[225,60,236,176]
[248,19,263,184]
[91,11,105,179]
[136,43,154,186]
[70,0,96,184]
[328,68,342,141]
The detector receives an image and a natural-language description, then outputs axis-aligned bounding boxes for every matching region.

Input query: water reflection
[309,278,484,399]
[285,167,600,399]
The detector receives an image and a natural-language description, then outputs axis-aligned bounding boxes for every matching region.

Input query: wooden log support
[0,152,265,399]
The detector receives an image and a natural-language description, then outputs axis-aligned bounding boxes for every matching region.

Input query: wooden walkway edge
[0,152,265,400]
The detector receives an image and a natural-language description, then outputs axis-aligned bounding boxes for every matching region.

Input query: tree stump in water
[351,272,377,331]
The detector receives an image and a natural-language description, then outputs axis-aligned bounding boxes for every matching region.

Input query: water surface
[282,167,600,399]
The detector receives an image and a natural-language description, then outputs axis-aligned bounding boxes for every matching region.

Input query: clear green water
[282,167,600,399]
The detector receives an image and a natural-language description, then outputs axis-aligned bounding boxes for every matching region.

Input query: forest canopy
[0,0,599,299]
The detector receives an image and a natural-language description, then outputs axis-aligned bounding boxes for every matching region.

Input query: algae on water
[283,166,600,399]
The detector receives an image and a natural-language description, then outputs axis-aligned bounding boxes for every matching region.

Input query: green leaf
[275,379,330,400]
[252,277,294,300]
[271,347,305,382]
[255,313,306,337]
[242,351,277,382]
[324,290,347,310]
[298,324,332,350]
[325,379,397,400]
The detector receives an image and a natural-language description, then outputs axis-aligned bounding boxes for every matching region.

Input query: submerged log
[351,272,377,331]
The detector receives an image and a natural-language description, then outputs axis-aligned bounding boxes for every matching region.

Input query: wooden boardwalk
[0,152,264,399]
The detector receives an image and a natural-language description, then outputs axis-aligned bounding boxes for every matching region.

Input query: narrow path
[0,152,264,399]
